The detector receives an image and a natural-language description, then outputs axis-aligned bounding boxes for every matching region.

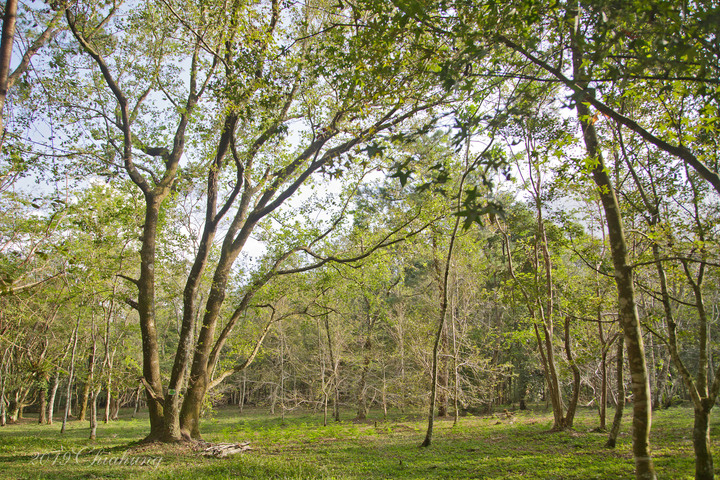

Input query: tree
[47,0,454,441]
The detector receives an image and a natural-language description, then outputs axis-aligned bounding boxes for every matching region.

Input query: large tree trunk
[574,85,656,480]
[138,197,166,440]
[178,372,207,440]
[693,402,714,480]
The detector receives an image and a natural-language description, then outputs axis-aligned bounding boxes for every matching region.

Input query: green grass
[0,404,714,479]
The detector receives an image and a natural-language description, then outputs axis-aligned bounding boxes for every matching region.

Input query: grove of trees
[1,1,719,479]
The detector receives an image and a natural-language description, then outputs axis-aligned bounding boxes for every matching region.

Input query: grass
[0,403,714,479]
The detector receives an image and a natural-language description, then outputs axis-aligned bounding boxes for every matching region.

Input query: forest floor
[0,403,712,479]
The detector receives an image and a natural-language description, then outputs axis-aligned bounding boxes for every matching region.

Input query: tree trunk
[163,116,238,442]
[451,298,460,427]
[132,385,141,418]
[606,335,625,448]
[77,376,90,421]
[533,322,565,429]
[355,337,371,421]
[89,389,98,440]
[422,147,470,446]
[574,70,656,479]
[103,348,116,424]
[0,0,18,150]
[178,372,206,440]
[333,376,341,423]
[88,328,98,440]
[693,403,714,480]
[46,372,61,424]
[322,313,341,423]
[61,319,79,434]
[0,351,7,426]
[240,370,246,413]
[37,374,48,424]
[8,397,19,422]
[563,317,580,428]
[437,324,449,417]
[597,311,609,430]
[110,396,120,420]
[138,197,166,440]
